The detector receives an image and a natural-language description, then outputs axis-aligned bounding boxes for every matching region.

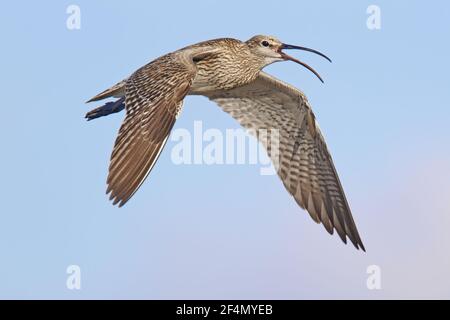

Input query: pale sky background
[0,1,450,299]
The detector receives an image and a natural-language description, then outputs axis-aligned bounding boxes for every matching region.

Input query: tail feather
[86,80,127,103]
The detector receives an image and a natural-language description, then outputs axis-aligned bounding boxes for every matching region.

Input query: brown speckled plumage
[86,35,365,251]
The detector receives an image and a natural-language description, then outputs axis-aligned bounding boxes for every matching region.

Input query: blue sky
[1,1,450,299]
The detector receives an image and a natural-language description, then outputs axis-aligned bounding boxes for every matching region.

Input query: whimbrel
[86,35,365,251]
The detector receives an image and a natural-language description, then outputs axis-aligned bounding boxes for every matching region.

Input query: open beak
[279,44,332,83]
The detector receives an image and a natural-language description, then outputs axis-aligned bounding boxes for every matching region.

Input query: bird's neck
[192,49,263,94]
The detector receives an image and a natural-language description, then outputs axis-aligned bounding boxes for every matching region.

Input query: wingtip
[358,242,366,252]
[347,235,366,252]
[112,196,121,206]
[335,228,365,252]
[350,237,366,252]
[106,188,128,208]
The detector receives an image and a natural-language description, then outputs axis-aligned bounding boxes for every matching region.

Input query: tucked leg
[85,97,125,121]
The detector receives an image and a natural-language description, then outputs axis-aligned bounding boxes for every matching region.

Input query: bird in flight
[85,35,365,251]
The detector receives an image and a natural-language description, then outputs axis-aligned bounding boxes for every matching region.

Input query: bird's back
[88,38,263,100]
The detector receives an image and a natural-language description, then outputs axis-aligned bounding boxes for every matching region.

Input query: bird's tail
[86,80,126,103]
[85,97,125,121]
[85,79,127,120]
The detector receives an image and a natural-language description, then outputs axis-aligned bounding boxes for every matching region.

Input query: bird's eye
[261,41,270,47]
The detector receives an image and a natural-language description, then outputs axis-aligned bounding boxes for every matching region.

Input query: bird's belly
[189,74,219,94]
[189,64,258,95]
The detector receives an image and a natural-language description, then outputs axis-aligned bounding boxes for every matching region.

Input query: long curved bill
[279,43,332,83]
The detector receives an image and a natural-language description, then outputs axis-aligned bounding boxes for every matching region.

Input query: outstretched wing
[106,53,197,207]
[203,72,365,250]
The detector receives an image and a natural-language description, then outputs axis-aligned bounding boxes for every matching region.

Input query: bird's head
[245,35,332,83]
